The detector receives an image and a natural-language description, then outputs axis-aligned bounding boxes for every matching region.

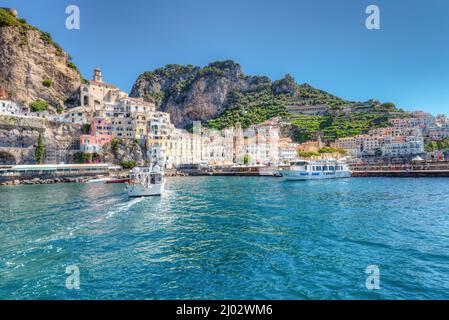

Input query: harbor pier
[0,163,121,185]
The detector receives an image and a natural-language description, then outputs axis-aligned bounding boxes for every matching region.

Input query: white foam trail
[102,197,145,220]
[36,197,146,242]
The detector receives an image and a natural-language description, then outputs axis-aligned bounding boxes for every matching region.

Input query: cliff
[131,60,410,142]
[0,115,83,164]
[0,8,81,110]
[130,60,349,129]
[101,139,147,166]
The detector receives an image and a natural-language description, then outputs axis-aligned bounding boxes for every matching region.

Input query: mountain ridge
[130,60,359,128]
[130,60,408,141]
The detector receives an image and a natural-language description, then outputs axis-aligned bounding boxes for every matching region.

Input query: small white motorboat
[125,165,164,197]
[85,177,111,184]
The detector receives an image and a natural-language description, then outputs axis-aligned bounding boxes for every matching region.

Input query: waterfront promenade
[0,163,121,185]
[350,161,449,177]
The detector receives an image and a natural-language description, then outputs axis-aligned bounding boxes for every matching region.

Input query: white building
[428,125,449,141]
[62,106,90,125]
[279,138,298,163]
[381,135,424,157]
[0,99,18,114]
[0,99,30,115]
[241,123,280,165]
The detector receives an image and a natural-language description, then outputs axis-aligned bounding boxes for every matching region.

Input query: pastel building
[146,112,174,166]
[279,138,298,163]
[428,125,449,141]
[80,117,115,153]
[241,123,280,165]
[63,106,90,124]
[80,134,113,153]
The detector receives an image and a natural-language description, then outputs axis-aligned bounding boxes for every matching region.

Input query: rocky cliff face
[130,60,278,128]
[0,115,83,164]
[0,9,81,110]
[130,60,350,129]
[101,139,146,166]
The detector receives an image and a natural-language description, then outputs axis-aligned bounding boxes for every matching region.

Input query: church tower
[93,67,103,82]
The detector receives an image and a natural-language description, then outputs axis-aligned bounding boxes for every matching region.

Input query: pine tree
[35,133,45,164]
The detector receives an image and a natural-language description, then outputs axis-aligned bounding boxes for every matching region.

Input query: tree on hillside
[243,154,250,165]
[35,133,45,164]
[380,102,396,109]
[29,100,49,112]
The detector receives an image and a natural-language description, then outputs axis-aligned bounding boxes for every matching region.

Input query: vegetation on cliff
[0,8,63,54]
[121,160,137,169]
[207,89,288,129]
[29,100,49,112]
[0,8,82,109]
[35,133,45,164]
[74,152,100,163]
[425,138,449,152]
[131,60,408,142]
[289,111,401,142]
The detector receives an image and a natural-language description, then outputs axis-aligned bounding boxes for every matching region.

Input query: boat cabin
[290,160,348,173]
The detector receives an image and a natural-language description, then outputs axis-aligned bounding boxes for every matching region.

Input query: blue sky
[4,0,449,114]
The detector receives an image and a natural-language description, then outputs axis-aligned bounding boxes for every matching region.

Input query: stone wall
[0,115,82,164]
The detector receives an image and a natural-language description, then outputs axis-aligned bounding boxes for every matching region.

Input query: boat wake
[101,197,146,220]
[34,197,147,243]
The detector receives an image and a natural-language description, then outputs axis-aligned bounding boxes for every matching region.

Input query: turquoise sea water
[1,177,449,299]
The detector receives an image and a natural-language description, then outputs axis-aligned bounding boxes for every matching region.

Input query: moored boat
[279,159,351,181]
[85,177,111,184]
[106,178,131,184]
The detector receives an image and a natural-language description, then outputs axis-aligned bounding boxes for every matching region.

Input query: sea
[1,176,449,299]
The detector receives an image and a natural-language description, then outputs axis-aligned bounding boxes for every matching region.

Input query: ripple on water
[1,177,449,299]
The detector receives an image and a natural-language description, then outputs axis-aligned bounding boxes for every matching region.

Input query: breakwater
[1,176,94,186]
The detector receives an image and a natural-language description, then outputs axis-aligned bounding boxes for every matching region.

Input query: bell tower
[93,67,103,82]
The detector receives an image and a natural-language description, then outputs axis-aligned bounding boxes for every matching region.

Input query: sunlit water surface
[1,177,449,299]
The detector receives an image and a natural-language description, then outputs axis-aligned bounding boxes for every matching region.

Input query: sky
[3,0,449,114]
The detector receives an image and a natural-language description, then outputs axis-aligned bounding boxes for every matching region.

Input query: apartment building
[381,135,424,157]
[279,138,299,163]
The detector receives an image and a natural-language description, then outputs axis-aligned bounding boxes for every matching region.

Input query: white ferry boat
[280,159,351,181]
[125,165,164,197]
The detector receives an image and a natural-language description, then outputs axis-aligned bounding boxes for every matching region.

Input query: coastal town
[1,67,448,174]
[3,1,449,303]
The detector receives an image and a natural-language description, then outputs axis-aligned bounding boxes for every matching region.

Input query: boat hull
[86,177,111,184]
[126,183,164,197]
[281,170,351,181]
